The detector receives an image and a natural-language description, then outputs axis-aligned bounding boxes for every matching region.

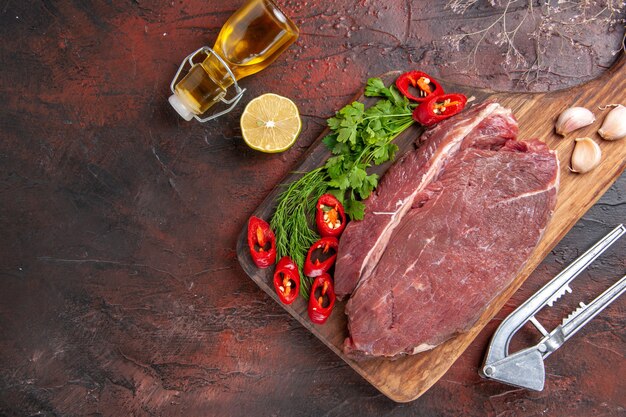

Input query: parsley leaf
[321,78,415,219]
[364,78,388,98]
[344,199,366,220]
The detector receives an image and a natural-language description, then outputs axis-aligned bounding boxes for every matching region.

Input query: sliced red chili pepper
[395,71,444,103]
[303,236,339,277]
[308,273,336,324]
[315,194,347,238]
[247,216,276,268]
[412,93,467,127]
[273,256,300,304]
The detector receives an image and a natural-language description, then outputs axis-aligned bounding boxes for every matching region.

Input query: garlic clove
[598,104,626,141]
[555,107,595,136]
[570,137,601,174]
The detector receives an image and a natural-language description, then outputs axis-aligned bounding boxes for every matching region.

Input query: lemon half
[240,93,302,153]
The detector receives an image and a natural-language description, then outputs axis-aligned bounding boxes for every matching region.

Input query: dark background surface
[1,1,624,416]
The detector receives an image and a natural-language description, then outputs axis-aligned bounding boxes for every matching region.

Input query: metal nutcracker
[480,224,626,391]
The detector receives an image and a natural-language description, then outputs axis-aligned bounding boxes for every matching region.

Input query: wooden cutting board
[236,54,625,402]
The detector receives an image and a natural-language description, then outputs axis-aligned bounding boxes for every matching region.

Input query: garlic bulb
[570,137,601,174]
[598,104,626,141]
[555,107,595,136]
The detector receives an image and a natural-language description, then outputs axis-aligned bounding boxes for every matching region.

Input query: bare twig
[442,0,626,85]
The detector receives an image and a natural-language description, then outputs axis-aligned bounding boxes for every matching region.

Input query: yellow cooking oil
[169,0,299,120]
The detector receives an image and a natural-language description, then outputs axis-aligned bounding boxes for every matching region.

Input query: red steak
[340,104,559,359]
[335,101,519,299]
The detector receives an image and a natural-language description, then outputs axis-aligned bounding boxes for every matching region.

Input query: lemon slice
[240,93,302,153]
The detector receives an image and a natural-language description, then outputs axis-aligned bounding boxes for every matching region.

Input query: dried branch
[442,0,626,87]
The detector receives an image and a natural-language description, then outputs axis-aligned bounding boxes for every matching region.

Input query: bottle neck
[202,51,236,89]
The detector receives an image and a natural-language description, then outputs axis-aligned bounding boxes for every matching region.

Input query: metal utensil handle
[513,224,624,329]
[561,274,626,342]
[532,224,626,312]
[540,274,626,359]
[484,224,625,365]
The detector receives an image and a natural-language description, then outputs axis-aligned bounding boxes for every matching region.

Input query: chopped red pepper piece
[308,273,336,324]
[247,216,276,268]
[315,194,347,238]
[303,237,339,277]
[273,256,300,304]
[395,71,444,103]
[412,93,467,127]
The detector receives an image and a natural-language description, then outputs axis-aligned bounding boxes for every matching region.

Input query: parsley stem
[362,113,413,120]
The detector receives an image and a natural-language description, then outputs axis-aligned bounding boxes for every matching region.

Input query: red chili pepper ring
[273,256,300,304]
[247,216,276,268]
[412,93,468,127]
[304,237,339,278]
[396,71,444,103]
[315,194,346,238]
[308,273,336,324]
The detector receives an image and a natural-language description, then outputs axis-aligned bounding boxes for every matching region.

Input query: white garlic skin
[555,107,595,136]
[570,137,601,174]
[598,104,626,141]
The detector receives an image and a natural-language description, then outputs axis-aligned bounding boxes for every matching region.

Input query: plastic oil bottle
[168,0,299,121]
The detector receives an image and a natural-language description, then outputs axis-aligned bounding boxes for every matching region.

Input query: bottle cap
[168,94,194,121]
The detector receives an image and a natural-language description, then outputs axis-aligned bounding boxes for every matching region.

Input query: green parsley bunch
[322,78,415,219]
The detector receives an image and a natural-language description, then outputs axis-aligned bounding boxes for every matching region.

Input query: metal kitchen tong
[480,224,626,391]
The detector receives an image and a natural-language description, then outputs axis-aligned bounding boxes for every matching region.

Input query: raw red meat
[335,101,519,299]
[339,103,559,359]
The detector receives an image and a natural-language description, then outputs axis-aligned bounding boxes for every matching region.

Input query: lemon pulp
[240,93,301,153]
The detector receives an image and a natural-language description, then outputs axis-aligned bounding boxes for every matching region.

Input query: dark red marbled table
[1,1,624,416]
